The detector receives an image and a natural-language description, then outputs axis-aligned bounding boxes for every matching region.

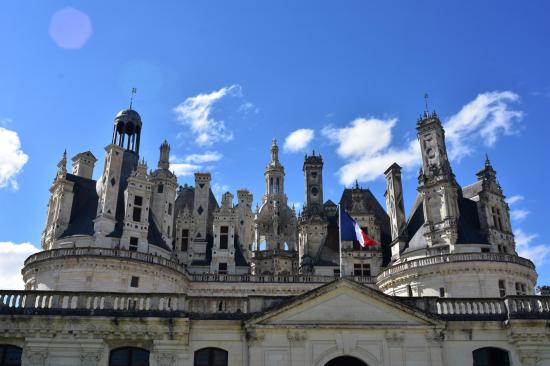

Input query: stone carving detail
[23,349,48,366]
[287,330,307,346]
[246,329,265,346]
[80,350,103,366]
[384,330,404,346]
[155,352,178,366]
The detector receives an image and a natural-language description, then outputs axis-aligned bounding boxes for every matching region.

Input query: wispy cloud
[182,151,223,164]
[510,209,530,221]
[323,91,523,185]
[284,129,315,153]
[514,229,550,267]
[506,195,524,205]
[0,126,29,190]
[445,91,523,161]
[169,152,222,177]
[173,85,241,146]
[0,242,39,289]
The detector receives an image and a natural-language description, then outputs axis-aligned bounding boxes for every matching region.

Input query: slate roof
[403,193,488,254]
[60,174,98,238]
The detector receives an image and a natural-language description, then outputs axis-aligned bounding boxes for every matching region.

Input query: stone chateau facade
[1,106,549,366]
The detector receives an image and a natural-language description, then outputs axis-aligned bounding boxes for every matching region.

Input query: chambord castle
[1,105,549,366]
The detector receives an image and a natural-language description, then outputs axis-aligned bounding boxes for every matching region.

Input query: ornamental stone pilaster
[384,330,404,366]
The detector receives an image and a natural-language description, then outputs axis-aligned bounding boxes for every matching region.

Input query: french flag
[339,208,378,247]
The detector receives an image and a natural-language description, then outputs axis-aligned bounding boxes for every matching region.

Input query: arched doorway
[325,356,368,366]
[473,347,510,366]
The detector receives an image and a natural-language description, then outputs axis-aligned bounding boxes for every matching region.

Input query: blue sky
[0,1,549,288]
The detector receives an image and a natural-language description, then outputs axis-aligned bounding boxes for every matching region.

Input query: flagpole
[338,204,343,278]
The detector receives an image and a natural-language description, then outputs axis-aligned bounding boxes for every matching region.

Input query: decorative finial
[485,153,491,167]
[129,87,137,109]
[355,180,359,189]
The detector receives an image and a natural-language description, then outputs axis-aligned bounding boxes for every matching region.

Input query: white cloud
[0,242,39,289]
[170,162,201,177]
[444,91,523,161]
[212,183,230,202]
[182,151,223,164]
[510,209,530,221]
[173,85,240,146]
[323,91,523,185]
[506,195,524,205]
[322,117,420,185]
[284,129,315,153]
[514,229,550,267]
[0,127,29,190]
[169,152,223,177]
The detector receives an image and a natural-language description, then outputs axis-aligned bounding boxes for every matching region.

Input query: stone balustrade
[378,252,535,280]
[399,295,550,320]
[2,290,549,320]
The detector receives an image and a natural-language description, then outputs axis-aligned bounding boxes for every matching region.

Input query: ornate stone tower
[252,140,298,275]
[474,157,515,253]
[211,192,237,274]
[298,152,328,273]
[94,109,141,239]
[384,163,407,261]
[150,140,178,244]
[121,160,152,252]
[191,172,212,262]
[416,111,460,248]
[236,189,254,262]
[41,151,75,249]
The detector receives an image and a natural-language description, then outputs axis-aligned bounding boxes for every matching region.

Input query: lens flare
[49,7,93,49]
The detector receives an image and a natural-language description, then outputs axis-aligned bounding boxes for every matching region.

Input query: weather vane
[129,87,137,109]
[424,93,429,113]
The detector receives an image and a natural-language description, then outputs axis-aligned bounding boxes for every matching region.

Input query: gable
[249,280,438,327]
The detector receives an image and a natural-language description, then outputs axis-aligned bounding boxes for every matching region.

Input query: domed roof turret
[115,108,142,127]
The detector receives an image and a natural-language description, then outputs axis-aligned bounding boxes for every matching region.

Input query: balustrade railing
[378,252,535,280]
[1,289,549,319]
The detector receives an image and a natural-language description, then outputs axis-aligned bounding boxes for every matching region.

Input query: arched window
[109,347,149,366]
[194,348,228,366]
[325,356,367,366]
[0,345,22,366]
[473,347,510,366]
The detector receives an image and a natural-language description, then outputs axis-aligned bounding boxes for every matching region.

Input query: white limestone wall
[22,256,186,292]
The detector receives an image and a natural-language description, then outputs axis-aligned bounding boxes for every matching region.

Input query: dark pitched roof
[60,174,98,238]
[147,211,171,251]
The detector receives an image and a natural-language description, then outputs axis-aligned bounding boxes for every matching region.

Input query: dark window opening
[129,237,138,251]
[109,347,149,366]
[333,268,340,277]
[310,171,317,178]
[439,287,445,298]
[168,203,173,215]
[134,195,143,206]
[0,345,22,366]
[220,226,229,249]
[407,285,413,297]
[473,347,510,366]
[130,276,139,288]
[181,229,189,251]
[218,262,228,274]
[481,247,490,253]
[193,348,228,366]
[157,184,164,193]
[132,207,142,222]
[353,263,371,276]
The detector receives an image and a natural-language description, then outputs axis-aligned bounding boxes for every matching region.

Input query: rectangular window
[157,184,164,193]
[218,262,228,274]
[132,207,142,222]
[130,276,139,288]
[333,268,340,277]
[499,280,506,297]
[439,287,445,298]
[134,195,143,206]
[181,229,189,251]
[220,226,229,249]
[168,203,173,215]
[481,247,490,253]
[353,263,371,276]
[129,237,138,251]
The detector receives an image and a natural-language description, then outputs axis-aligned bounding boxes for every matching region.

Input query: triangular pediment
[247,279,439,327]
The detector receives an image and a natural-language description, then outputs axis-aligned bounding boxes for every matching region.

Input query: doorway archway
[325,356,368,366]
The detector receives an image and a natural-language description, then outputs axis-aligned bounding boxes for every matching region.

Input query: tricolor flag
[339,208,378,247]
